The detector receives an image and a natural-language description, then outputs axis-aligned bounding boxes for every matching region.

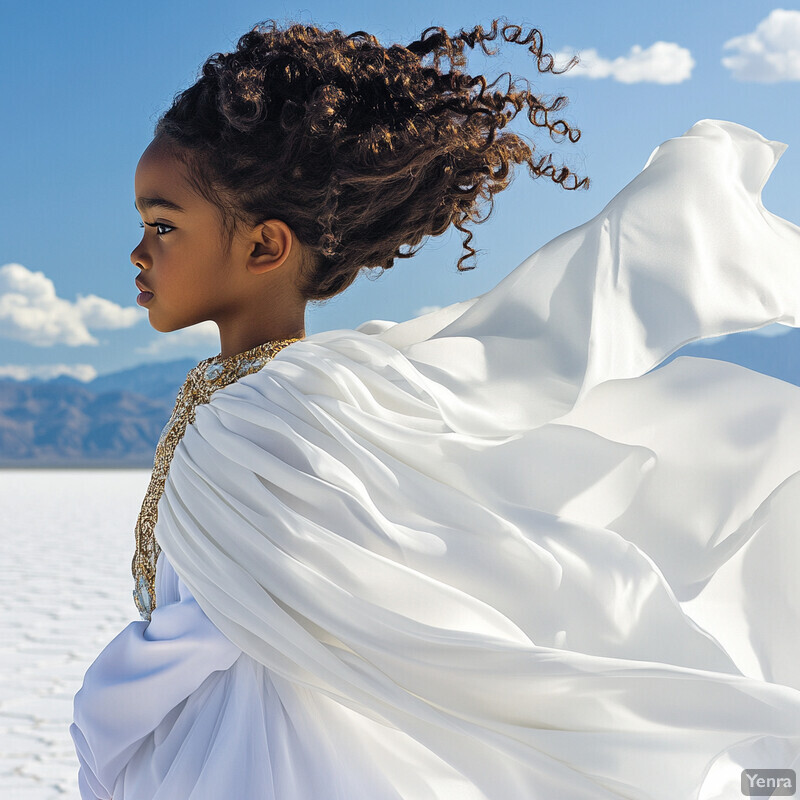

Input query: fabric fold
[71,556,242,798]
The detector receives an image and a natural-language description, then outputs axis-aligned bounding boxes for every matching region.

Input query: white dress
[72,120,800,800]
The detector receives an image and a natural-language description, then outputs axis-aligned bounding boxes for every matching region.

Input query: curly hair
[155,18,588,302]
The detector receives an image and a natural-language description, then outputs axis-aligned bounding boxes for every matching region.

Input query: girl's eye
[139,221,175,236]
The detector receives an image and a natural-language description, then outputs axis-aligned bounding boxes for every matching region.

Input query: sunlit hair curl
[155,18,588,302]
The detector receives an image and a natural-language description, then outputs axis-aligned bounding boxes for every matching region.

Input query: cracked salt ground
[1,470,151,800]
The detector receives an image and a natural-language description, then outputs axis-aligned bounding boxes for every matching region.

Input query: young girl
[72,18,800,800]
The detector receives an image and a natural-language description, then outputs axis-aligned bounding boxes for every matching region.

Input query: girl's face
[131,138,307,356]
[130,139,252,334]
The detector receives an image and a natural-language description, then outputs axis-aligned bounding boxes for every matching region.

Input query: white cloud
[555,42,694,84]
[74,295,141,330]
[692,323,792,346]
[722,9,800,82]
[136,321,220,358]
[0,263,143,347]
[0,363,98,382]
[751,322,793,337]
[414,305,443,317]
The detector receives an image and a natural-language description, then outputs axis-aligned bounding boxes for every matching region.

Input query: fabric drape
[74,120,800,800]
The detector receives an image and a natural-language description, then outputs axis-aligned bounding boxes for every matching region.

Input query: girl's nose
[130,241,149,270]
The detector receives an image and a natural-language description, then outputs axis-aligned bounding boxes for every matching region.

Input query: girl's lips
[137,291,154,306]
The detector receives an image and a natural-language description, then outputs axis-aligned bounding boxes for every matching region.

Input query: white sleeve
[70,555,241,800]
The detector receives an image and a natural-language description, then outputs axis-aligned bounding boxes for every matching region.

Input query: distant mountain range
[1,328,800,467]
[0,359,195,467]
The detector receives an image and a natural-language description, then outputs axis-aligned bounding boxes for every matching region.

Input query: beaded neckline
[132,336,303,619]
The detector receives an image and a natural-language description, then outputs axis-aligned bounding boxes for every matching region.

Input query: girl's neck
[219,327,306,359]
[217,300,307,357]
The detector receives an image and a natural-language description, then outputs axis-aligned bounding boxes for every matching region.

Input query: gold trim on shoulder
[132,336,303,619]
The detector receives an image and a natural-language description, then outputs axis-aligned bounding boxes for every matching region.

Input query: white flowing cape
[75,120,800,800]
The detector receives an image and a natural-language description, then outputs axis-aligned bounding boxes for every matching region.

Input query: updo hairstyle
[155,19,587,302]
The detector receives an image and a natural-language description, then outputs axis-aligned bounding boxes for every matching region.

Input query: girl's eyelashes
[139,221,175,236]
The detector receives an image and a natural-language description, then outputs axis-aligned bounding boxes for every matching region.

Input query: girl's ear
[246,219,294,274]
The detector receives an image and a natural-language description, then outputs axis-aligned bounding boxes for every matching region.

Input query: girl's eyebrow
[135,197,185,213]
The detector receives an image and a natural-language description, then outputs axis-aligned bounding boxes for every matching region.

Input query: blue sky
[1,0,799,378]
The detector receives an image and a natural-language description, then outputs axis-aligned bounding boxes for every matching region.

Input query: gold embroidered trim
[131,337,303,619]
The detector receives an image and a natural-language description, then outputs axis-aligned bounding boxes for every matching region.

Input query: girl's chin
[147,314,209,335]
[146,315,178,334]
